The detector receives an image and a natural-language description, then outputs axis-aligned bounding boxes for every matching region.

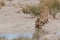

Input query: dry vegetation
[22,0,60,18]
[0,0,5,9]
[22,5,40,17]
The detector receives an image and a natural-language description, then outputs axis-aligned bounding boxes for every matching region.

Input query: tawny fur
[40,0,60,18]
[35,6,49,29]
[35,0,60,29]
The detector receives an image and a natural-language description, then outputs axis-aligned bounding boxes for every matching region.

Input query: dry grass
[0,0,5,9]
[22,5,40,17]
[22,0,60,17]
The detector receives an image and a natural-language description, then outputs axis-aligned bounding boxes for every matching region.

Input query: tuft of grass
[22,5,40,17]
[49,3,60,18]
[0,0,5,9]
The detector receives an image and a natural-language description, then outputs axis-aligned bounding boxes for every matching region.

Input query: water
[0,33,33,40]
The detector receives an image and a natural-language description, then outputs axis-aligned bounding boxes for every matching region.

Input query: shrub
[0,0,5,9]
[22,5,40,17]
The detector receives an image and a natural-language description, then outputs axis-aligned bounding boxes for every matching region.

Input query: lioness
[35,0,60,29]
[35,6,49,29]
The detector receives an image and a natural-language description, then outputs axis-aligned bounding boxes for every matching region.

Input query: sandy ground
[0,0,40,34]
[0,5,36,34]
